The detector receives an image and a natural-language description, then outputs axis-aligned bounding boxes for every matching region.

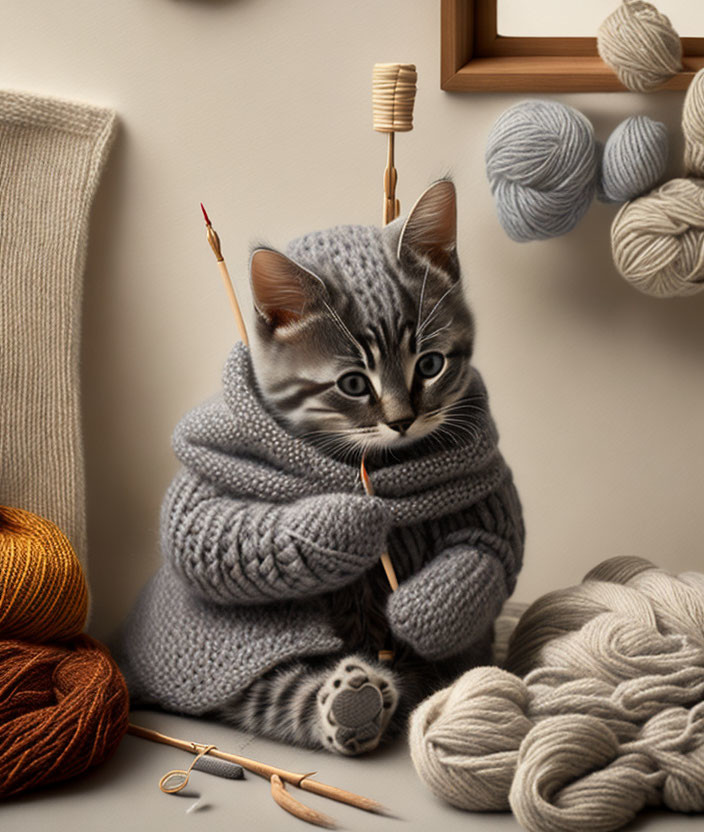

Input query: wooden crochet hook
[128,723,388,828]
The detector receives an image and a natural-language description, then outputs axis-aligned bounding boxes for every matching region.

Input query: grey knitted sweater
[120,344,524,715]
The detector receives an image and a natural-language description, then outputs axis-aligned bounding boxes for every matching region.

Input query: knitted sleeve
[386,476,524,660]
[161,467,392,605]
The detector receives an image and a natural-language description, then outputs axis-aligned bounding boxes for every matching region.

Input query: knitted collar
[172,344,507,525]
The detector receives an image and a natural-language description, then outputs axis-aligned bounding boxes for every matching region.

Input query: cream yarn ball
[611,178,704,298]
[682,66,704,178]
[598,0,682,93]
[610,68,704,298]
[408,666,531,811]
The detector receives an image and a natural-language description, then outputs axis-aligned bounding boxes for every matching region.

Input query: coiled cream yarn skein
[611,68,704,298]
[409,555,704,832]
[597,0,682,92]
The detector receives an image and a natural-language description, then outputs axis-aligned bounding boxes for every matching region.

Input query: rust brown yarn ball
[0,635,129,798]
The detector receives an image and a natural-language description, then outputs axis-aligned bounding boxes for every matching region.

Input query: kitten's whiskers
[321,301,366,362]
[415,282,458,343]
[414,264,430,346]
[417,322,451,350]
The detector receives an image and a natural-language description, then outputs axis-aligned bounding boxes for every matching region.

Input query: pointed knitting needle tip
[200,203,224,262]
[360,454,373,496]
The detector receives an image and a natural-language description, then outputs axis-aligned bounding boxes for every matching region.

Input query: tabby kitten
[218,180,480,755]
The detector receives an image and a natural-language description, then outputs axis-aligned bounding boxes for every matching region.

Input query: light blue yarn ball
[486,100,597,242]
[598,115,668,204]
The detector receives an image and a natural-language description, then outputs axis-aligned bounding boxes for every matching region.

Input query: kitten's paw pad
[318,657,398,756]
[332,684,382,729]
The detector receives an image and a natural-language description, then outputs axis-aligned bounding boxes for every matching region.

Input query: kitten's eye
[337,372,371,397]
[416,352,445,379]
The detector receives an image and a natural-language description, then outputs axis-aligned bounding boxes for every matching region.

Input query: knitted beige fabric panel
[0,91,117,573]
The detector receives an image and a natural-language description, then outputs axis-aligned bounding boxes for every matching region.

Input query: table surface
[3,709,703,832]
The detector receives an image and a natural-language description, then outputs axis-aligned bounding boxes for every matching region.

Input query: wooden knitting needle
[200,203,249,346]
[360,456,399,592]
[127,723,388,826]
[383,132,399,225]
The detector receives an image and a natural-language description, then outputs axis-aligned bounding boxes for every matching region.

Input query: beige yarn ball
[610,178,704,298]
[408,666,531,811]
[610,68,704,298]
[682,66,704,178]
[598,0,682,93]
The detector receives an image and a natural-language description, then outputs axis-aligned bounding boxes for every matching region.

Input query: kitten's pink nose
[387,417,414,434]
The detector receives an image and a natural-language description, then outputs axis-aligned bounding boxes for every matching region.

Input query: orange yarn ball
[0,505,87,641]
[0,635,129,798]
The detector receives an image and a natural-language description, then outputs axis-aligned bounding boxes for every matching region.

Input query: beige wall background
[3,0,702,641]
[499,0,704,36]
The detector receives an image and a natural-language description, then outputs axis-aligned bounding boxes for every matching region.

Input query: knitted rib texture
[119,339,523,715]
[0,90,117,573]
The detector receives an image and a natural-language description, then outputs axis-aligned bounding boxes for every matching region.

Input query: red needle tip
[200,203,212,226]
[360,456,373,495]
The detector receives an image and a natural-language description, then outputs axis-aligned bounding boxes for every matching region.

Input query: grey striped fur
[218,182,498,753]
[221,658,330,749]
[218,654,400,755]
[249,180,475,465]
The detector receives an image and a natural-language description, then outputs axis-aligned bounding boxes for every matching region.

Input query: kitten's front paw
[317,656,398,756]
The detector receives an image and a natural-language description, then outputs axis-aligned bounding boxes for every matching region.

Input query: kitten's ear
[397,179,457,274]
[250,248,326,331]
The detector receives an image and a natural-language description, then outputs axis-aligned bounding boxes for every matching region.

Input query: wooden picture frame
[441,0,704,92]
